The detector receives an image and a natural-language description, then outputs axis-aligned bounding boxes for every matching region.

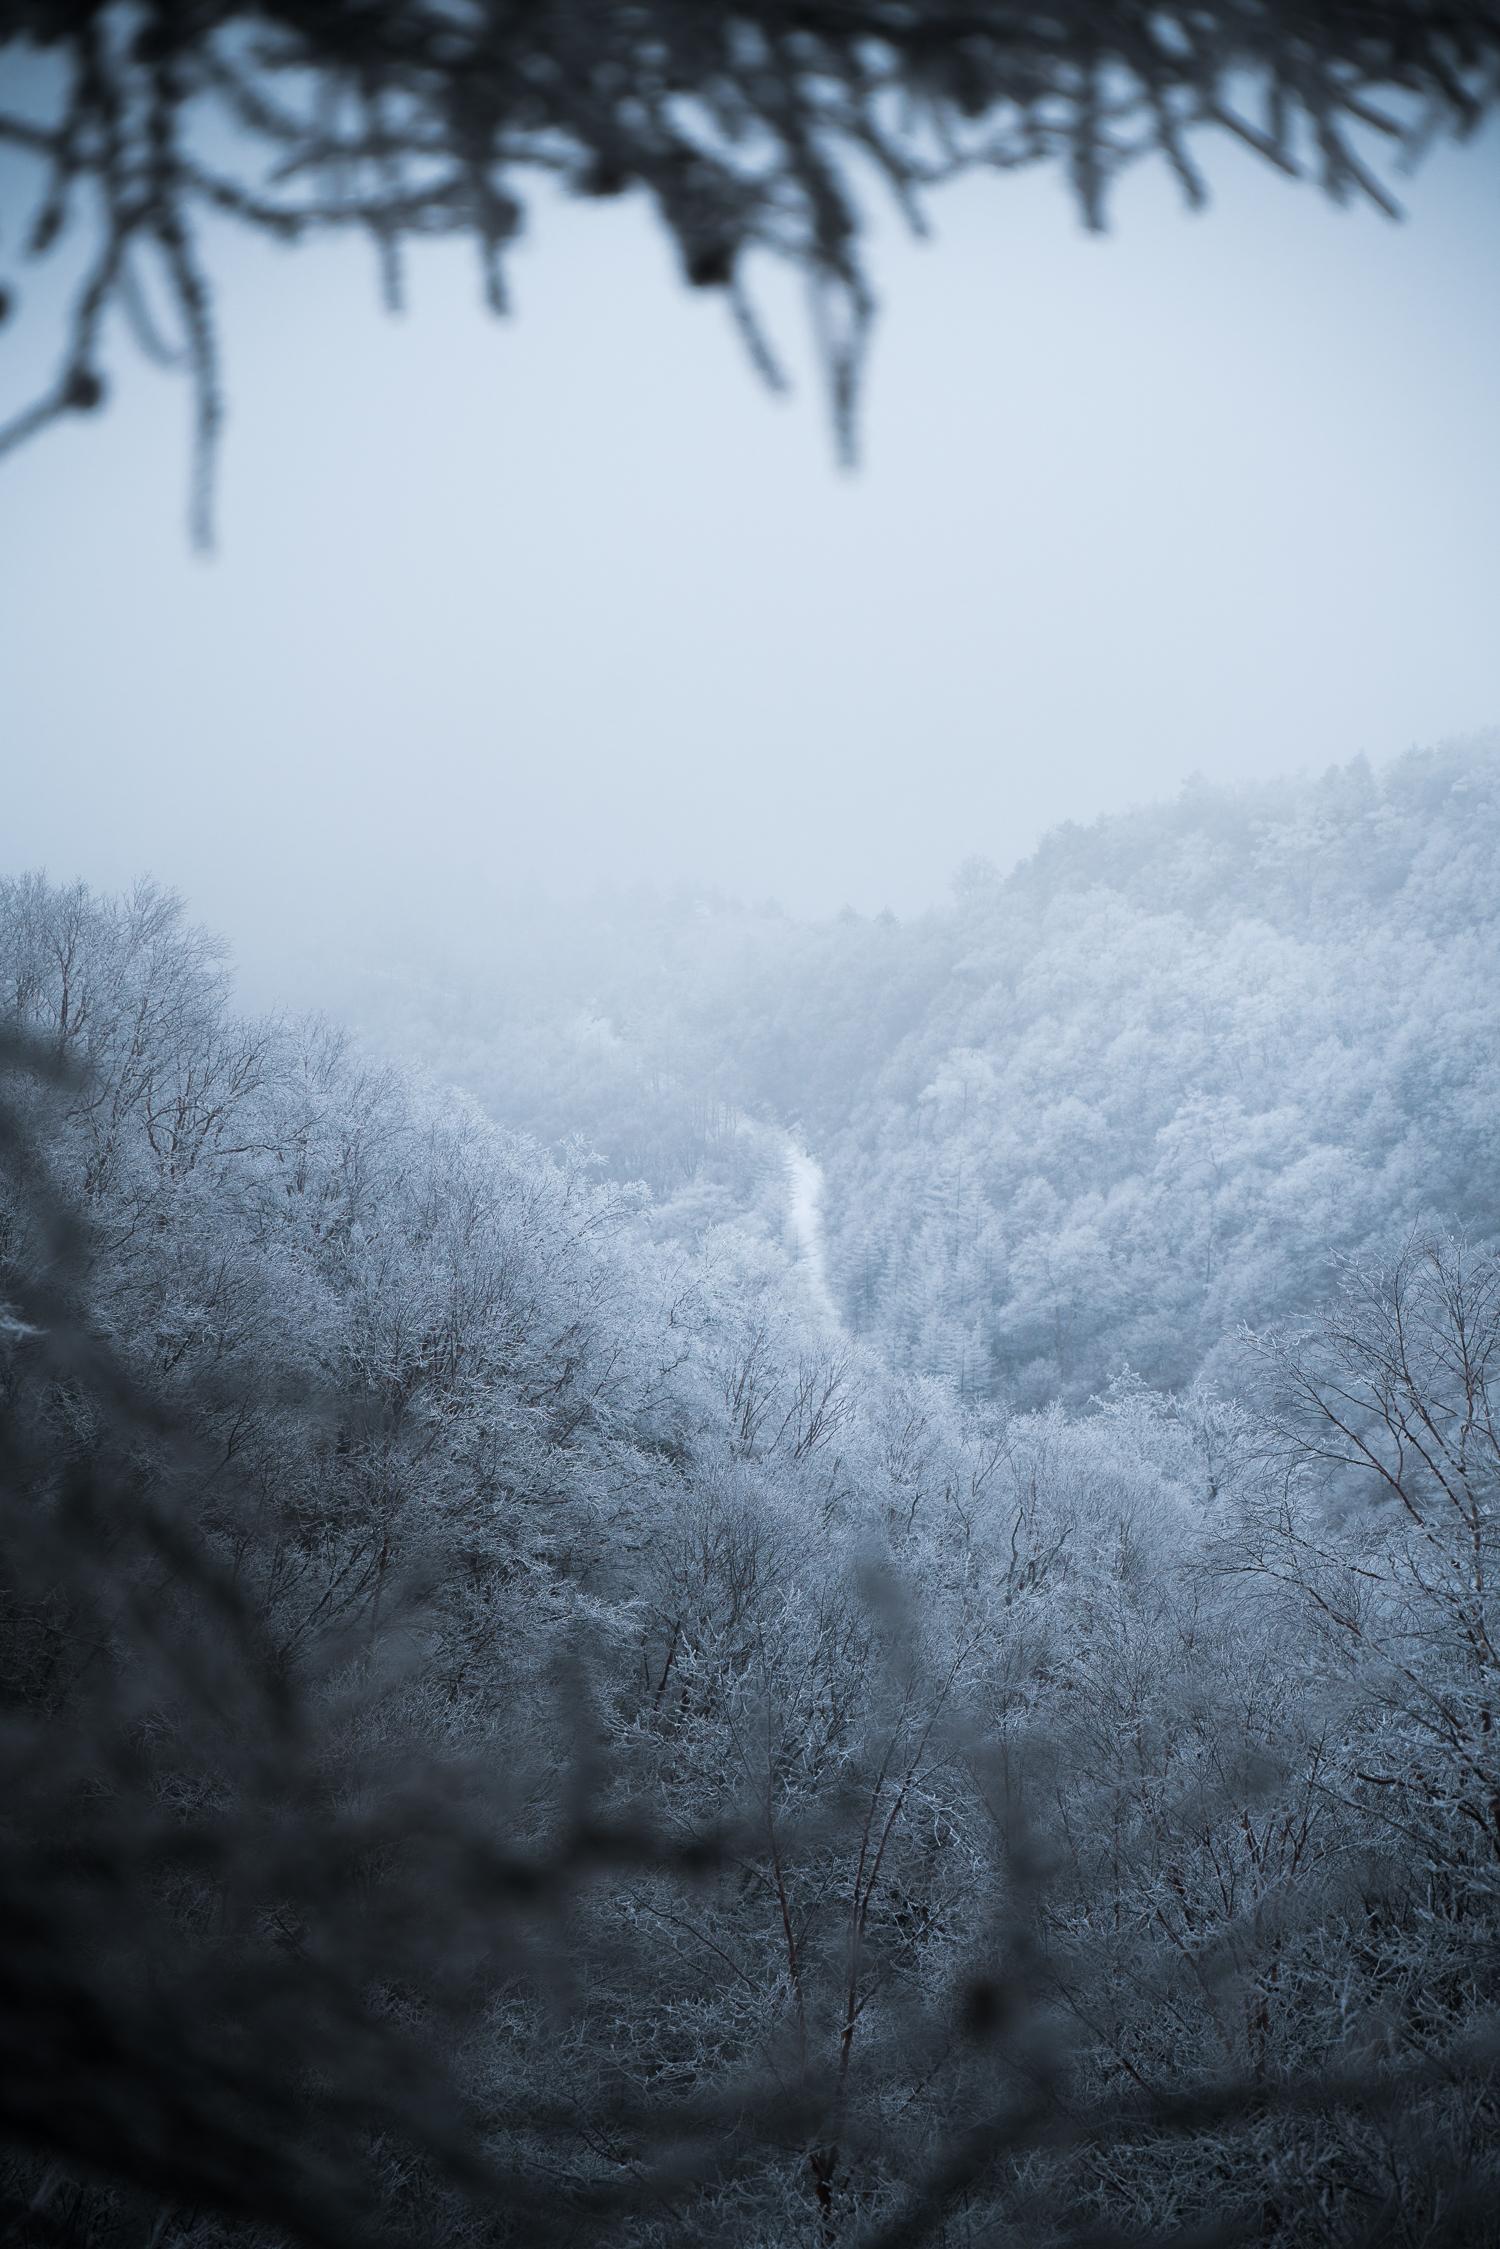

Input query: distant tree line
[334,740,1500,1412]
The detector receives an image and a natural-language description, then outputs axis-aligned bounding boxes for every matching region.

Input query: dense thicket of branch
[2,2,1498,536]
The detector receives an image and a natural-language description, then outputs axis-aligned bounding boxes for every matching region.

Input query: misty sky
[3,113,1499,985]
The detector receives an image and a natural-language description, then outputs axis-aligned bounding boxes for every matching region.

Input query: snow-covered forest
[5,740,1500,2246]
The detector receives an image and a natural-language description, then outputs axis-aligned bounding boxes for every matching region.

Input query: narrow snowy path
[782,1138,842,1332]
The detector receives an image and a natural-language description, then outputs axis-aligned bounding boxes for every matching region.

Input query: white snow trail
[783,1138,842,1332]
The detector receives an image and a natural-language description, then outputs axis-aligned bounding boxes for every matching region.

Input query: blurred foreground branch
[2,2,1498,539]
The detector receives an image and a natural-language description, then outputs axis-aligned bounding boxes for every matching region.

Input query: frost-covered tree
[5,866,1500,2246]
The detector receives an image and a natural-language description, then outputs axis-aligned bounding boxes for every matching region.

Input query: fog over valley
[5,105,1500,966]
[4,11,1500,2247]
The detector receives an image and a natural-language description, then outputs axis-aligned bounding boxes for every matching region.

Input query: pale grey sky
[3,117,1498,984]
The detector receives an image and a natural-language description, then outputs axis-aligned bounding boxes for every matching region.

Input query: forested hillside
[335,738,1500,1407]
[820,740,1500,1402]
[3,745,1499,2245]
